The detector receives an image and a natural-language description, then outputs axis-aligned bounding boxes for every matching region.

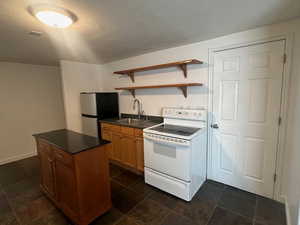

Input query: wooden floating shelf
[115,83,203,98]
[114,59,203,82]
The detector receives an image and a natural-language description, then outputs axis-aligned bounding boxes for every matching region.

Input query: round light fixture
[28,5,77,29]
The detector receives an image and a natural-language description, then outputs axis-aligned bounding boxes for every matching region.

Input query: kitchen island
[33,129,111,225]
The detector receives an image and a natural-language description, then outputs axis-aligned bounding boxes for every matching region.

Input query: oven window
[153,143,176,158]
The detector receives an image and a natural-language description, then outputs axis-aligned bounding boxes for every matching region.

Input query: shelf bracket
[127,72,135,82]
[178,64,187,78]
[128,89,135,98]
[178,86,187,98]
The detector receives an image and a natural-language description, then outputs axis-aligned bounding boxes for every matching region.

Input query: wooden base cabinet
[36,139,111,225]
[38,141,56,200]
[121,135,137,168]
[101,123,144,173]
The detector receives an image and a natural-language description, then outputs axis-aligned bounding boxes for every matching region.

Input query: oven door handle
[144,134,190,147]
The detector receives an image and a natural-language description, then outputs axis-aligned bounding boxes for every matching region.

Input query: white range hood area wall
[60,61,106,133]
[60,18,300,225]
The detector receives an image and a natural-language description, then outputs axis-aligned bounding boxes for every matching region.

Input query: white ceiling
[1,0,300,66]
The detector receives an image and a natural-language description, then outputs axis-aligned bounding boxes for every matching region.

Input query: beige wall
[60,60,105,133]
[102,19,300,225]
[60,18,300,225]
[0,62,66,165]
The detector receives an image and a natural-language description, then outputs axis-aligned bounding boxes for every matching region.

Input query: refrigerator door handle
[81,114,98,118]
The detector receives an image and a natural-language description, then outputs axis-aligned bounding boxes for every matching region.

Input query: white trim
[284,195,292,225]
[207,34,294,202]
[0,152,37,165]
[273,33,294,203]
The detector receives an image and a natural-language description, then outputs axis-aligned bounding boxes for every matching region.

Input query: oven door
[144,133,191,182]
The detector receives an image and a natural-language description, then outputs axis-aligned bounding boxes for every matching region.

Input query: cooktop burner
[149,124,200,136]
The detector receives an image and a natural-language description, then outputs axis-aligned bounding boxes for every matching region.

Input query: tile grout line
[218,183,259,222]
[204,183,228,225]
[111,177,143,196]
[146,188,216,225]
[217,205,255,221]
[111,214,128,225]
[253,196,258,225]
[2,189,23,225]
[141,181,230,225]
[126,191,174,225]
[126,192,153,216]
[204,203,218,225]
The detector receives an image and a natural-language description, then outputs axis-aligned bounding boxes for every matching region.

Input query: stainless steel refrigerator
[80,92,119,137]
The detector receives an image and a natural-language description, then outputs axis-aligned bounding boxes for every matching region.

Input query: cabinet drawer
[134,129,143,137]
[101,123,111,130]
[121,126,134,136]
[54,148,73,168]
[101,123,120,132]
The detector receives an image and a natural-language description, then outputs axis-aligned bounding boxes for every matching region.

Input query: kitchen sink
[117,118,146,124]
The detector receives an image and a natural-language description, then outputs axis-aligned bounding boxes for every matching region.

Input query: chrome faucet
[133,98,144,119]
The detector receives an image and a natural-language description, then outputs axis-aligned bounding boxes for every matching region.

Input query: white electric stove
[143,107,207,201]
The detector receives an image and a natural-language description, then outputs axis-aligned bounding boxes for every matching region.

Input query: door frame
[207,34,294,202]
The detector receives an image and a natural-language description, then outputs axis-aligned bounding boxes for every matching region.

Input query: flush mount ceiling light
[28,5,77,28]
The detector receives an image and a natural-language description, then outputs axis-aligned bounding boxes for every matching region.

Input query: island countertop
[33,129,110,154]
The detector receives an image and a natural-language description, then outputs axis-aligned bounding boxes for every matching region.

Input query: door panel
[39,146,56,199]
[102,129,113,159]
[248,78,269,122]
[112,133,122,162]
[211,40,285,198]
[55,161,79,217]
[121,135,137,168]
[244,138,265,181]
[220,80,238,121]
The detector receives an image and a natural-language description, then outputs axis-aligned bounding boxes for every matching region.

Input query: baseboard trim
[0,152,37,165]
[283,195,292,225]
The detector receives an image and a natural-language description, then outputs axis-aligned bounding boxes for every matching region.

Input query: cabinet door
[102,129,113,159]
[136,137,144,172]
[121,135,137,169]
[55,161,79,218]
[112,133,122,162]
[39,146,56,199]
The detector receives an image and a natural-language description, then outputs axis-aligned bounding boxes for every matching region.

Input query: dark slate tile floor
[0,156,286,225]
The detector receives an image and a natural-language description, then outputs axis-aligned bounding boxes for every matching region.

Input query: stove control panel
[162,108,206,121]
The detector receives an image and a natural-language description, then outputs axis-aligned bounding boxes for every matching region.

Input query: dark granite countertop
[33,129,110,154]
[99,118,161,129]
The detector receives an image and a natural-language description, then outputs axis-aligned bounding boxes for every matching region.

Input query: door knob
[211,124,219,129]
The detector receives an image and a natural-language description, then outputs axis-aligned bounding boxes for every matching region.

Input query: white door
[211,40,285,198]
